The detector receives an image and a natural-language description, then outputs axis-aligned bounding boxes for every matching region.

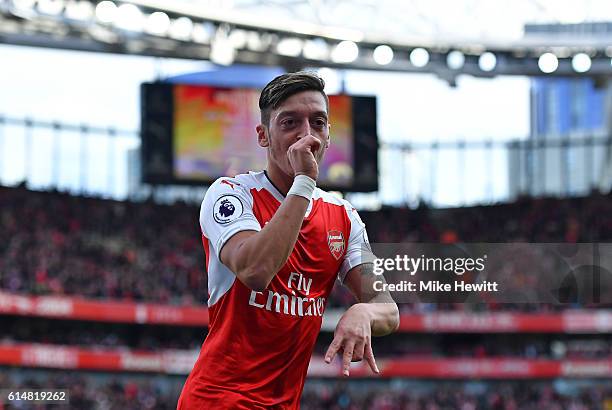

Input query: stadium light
[145,11,170,36]
[373,45,394,65]
[64,0,94,20]
[303,38,329,60]
[572,53,591,73]
[168,16,193,41]
[210,29,235,65]
[114,3,144,32]
[538,52,559,73]
[277,38,303,57]
[478,52,497,71]
[331,40,358,63]
[246,31,267,52]
[410,47,429,67]
[228,29,247,49]
[37,0,64,15]
[446,50,465,70]
[192,23,214,44]
[94,1,116,24]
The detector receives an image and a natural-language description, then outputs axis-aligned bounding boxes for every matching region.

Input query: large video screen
[141,82,378,192]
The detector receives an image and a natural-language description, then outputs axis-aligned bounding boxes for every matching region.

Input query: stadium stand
[1,186,612,408]
[1,370,610,409]
[2,185,611,308]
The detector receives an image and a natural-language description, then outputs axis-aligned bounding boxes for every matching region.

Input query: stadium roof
[189,0,612,43]
[2,0,612,77]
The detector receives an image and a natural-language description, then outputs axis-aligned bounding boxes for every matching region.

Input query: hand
[324,304,380,377]
[287,135,321,181]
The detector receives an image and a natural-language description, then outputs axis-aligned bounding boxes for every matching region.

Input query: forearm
[233,194,309,290]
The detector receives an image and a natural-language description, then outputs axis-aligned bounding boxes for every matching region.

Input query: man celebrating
[178,71,399,409]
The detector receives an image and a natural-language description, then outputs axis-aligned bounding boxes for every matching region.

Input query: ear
[325,123,331,149]
[256,124,269,147]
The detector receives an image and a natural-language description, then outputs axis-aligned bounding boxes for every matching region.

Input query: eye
[281,118,295,128]
[312,118,327,128]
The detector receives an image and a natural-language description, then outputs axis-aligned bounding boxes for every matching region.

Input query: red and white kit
[178,170,374,409]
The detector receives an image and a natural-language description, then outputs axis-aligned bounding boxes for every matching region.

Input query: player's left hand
[324,303,380,376]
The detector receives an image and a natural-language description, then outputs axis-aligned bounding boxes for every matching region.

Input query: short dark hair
[258,71,328,126]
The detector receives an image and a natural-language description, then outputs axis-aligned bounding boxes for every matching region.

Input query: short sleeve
[337,201,377,283]
[200,177,262,259]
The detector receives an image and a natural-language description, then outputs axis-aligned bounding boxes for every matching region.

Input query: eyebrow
[276,110,328,120]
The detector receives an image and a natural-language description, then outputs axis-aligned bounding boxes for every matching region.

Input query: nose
[297,120,311,139]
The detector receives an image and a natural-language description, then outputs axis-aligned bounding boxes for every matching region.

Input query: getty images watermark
[364,243,612,305]
[372,253,499,293]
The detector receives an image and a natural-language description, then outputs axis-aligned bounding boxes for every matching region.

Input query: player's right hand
[287,135,321,181]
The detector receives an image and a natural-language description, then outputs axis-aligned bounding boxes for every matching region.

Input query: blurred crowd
[301,381,612,410]
[0,371,610,410]
[366,192,612,243]
[2,316,610,360]
[315,332,612,360]
[0,187,204,305]
[1,186,611,308]
[0,371,180,410]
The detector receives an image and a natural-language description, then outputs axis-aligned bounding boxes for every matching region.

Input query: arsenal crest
[327,230,345,260]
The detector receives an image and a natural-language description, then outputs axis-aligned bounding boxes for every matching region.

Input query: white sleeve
[337,201,377,283]
[200,177,262,259]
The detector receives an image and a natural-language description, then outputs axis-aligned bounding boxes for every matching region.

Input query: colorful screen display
[173,85,354,187]
[140,82,377,192]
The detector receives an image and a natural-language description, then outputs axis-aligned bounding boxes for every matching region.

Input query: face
[256,90,330,177]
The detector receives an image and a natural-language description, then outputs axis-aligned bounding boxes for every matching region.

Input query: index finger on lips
[291,136,318,154]
[305,135,322,150]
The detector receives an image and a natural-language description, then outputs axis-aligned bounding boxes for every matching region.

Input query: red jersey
[178,171,374,409]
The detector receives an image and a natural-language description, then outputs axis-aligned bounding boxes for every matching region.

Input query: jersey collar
[257,170,314,215]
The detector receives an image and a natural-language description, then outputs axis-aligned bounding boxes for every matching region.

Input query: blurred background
[1,0,612,408]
